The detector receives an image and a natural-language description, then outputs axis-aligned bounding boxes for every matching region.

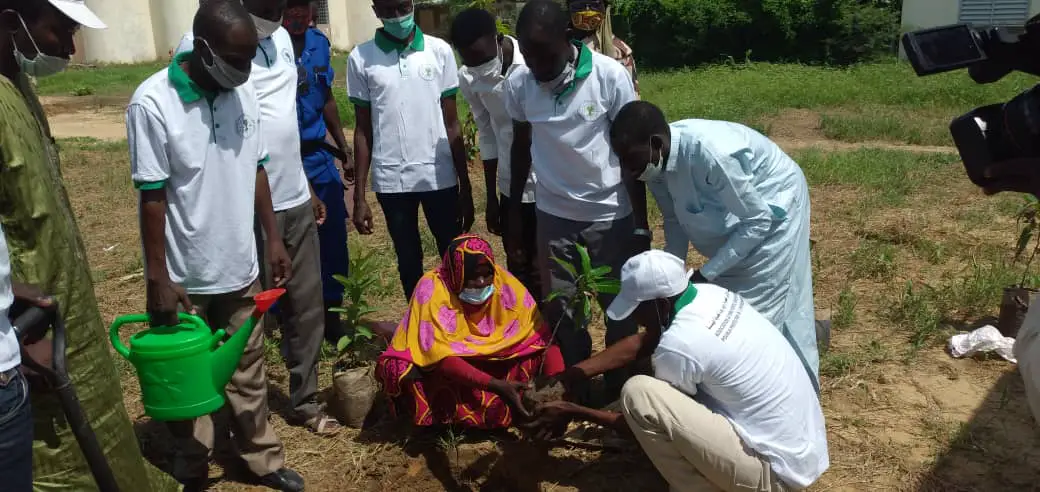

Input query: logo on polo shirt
[418,64,436,81]
[579,100,603,121]
[282,49,293,66]
[235,115,257,138]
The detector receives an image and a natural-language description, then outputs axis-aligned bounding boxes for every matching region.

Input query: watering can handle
[108,313,210,359]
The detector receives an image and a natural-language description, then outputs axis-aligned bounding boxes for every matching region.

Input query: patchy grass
[48,57,1040,491]
[36,61,166,96]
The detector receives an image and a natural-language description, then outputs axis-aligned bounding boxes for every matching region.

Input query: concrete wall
[73,0,381,64]
[151,0,200,57]
[326,0,382,52]
[80,0,158,63]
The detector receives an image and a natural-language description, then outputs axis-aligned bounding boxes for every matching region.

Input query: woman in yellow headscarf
[568,0,639,94]
[377,234,565,428]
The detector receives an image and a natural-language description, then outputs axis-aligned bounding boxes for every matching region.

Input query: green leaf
[582,300,592,324]
[355,325,375,339]
[552,256,579,279]
[545,291,564,303]
[328,307,347,313]
[592,279,621,295]
[589,265,612,278]
[332,274,351,286]
[1017,224,1035,261]
[576,244,593,276]
[336,335,353,353]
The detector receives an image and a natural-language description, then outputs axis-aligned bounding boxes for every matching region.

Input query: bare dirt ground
[50,95,1040,492]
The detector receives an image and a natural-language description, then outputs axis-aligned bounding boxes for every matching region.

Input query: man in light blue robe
[609,101,820,391]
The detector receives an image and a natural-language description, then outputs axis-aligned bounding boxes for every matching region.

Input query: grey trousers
[172,281,285,479]
[536,210,640,402]
[258,201,325,421]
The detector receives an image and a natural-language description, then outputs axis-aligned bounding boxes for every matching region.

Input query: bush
[612,0,899,69]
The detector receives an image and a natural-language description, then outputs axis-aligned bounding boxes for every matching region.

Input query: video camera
[902,17,1040,187]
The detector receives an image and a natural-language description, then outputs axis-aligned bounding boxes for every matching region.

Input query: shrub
[612,0,899,69]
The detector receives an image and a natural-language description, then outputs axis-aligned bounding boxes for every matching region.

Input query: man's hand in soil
[488,378,531,418]
[146,277,193,327]
[523,400,579,441]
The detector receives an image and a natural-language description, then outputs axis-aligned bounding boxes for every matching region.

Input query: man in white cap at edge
[525,250,830,492]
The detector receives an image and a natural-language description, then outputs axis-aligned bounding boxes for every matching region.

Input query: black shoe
[258,468,305,492]
[179,477,208,492]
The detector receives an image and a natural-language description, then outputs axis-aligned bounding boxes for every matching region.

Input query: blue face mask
[459,285,495,305]
[381,11,416,39]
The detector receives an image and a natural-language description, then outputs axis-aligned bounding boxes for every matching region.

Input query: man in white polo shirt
[504,0,645,401]
[128,2,302,490]
[450,8,541,299]
[347,0,474,300]
[175,0,333,435]
[527,250,830,492]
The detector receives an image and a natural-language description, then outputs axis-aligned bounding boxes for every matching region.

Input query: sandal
[304,413,343,436]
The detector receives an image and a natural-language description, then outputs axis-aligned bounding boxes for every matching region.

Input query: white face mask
[469,44,502,82]
[251,14,282,39]
[9,12,69,78]
[638,138,665,182]
[198,37,250,89]
[459,285,495,305]
[539,45,577,95]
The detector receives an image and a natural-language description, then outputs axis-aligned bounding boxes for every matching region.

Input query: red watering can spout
[253,288,286,315]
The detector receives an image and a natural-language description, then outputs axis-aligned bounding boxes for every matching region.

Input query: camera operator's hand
[981,158,1040,197]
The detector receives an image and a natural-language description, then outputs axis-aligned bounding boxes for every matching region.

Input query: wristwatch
[633,228,653,240]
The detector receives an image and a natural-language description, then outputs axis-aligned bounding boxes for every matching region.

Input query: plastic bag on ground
[948,325,1017,363]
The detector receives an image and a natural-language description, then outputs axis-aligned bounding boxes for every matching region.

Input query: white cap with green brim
[606,250,692,321]
[48,0,107,29]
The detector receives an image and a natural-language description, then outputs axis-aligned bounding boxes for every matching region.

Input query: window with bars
[315,0,330,25]
[958,0,1030,27]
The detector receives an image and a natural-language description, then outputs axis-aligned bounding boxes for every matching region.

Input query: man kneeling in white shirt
[526,250,829,491]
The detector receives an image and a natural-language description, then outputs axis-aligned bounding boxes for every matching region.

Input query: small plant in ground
[1010,196,1040,286]
[329,250,385,369]
[833,286,856,331]
[525,244,620,408]
[71,86,94,96]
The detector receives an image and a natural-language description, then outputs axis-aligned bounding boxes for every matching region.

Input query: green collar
[556,41,594,100]
[374,27,425,53]
[672,284,698,315]
[168,51,214,104]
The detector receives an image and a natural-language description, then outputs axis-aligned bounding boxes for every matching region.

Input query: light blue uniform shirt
[647,119,819,390]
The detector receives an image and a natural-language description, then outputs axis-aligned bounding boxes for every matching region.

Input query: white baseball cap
[606,250,692,321]
[48,0,107,29]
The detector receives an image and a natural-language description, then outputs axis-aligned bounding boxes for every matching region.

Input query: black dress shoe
[258,468,305,492]
[179,477,208,492]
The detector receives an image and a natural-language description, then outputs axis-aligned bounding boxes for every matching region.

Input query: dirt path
[42,99,959,156]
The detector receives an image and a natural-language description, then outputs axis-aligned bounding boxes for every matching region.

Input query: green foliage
[546,244,621,331]
[330,250,385,368]
[447,0,515,35]
[462,112,481,163]
[611,0,899,69]
[1011,195,1040,287]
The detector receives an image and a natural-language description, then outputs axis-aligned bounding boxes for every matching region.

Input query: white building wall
[80,0,158,63]
[74,0,383,63]
[901,0,1040,32]
[151,0,201,56]
[327,0,382,51]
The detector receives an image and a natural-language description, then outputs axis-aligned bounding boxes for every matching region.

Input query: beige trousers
[169,280,285,479]
[620,376,791,492]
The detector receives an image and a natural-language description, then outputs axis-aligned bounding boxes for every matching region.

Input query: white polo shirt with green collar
[128,51,269,295]
[176,28,311,212]
[346,28,460,194]
[503,42,637,223]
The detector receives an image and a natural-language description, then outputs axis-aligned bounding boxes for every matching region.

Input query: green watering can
[109,288,285,421]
